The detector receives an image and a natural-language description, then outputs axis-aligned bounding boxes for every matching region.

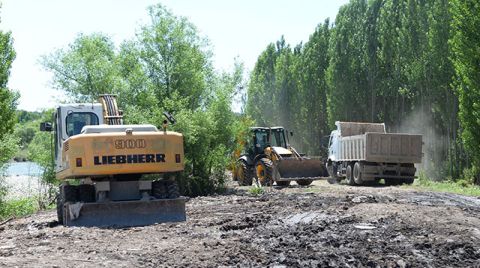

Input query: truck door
[328,131,339,161]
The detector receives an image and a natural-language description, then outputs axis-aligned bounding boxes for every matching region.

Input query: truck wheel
[346,164,356,186]
[326,162,341,184]
[56,193,64,224]
[276,181,291,187]
[78,184,95,203]
[353,162,364,185]
[296,179,313,186]
[255,158,273,186]
[237,160,253,186]
[403,178,414,185]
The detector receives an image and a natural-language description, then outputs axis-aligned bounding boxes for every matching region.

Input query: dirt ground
[0,180,479,268]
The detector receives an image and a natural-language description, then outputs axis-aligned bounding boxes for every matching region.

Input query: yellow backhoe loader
[233,127,327,187]
[40,95,186,227]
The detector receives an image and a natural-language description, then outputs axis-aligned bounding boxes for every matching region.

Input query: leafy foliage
[450,0,480,184]
[0,28,18,166]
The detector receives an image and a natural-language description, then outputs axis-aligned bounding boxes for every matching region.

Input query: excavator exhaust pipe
[63,198,186,228]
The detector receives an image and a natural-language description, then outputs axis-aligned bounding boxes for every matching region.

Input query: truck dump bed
[338,132,422,163]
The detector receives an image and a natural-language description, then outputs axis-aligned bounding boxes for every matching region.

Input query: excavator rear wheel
[255,158,273,186]
[56,194,63,224]
[166,180,180,199]
[56,185,78,224]
[237,160,253,186]
[78,184,95,203]
[152,181,168,199]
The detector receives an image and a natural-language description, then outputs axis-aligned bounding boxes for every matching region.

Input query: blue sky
[0,0,348,111]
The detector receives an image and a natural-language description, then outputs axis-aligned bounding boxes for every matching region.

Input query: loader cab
[250,127,287,156]
[41,103,104,171]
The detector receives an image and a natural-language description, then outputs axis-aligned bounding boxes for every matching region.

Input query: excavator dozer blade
[63,198,186,228]
[276,158,328,180]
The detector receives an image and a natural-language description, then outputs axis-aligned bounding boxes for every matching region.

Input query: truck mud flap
[276,158,328,180]
[63,198,186,228]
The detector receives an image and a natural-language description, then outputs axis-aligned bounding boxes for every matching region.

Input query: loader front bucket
[276,157,328,180]
[63,198,186,228]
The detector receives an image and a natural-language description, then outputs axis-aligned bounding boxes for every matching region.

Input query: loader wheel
[346,164,356,186]
[237,160,253,186]
[152,181,168,199]
[166,181,180,199]
[78,184,95,203]
[353,162,364,185]
[276,181,291,187]
[255,158,273,186]
[56,193,64,224]
[296,179,313,186]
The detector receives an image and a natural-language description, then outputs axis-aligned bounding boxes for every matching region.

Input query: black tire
[255,158,274,186]
[326,162,341,184]
[403,178,415,185]
[56,193,63,224]
[152,180,168,199]
[296,179,313,186]
[346,164,356,186]
[276,180,291,187]
[353,162,363,185]
[237,160,253,186]
[63,185,78,202]
[166,180,180,199]
[78,184,95,203]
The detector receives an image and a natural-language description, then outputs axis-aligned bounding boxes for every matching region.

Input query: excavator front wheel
[255,158,273,186]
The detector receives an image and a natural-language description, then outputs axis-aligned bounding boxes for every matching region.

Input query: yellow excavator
[233,127,327,187]
[40,95,186,227]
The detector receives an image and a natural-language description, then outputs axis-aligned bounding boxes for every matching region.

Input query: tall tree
[41,33,120,102]
[450,0,480,183]
[0,19,18,165]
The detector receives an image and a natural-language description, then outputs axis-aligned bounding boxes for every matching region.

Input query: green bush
[0,197,38,220]
[249,186,265,196]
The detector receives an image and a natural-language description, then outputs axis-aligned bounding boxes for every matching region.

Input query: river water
[4,162,43,177]
[1,162,43,200]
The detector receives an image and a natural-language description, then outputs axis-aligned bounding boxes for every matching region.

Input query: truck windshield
[66,112,99,137]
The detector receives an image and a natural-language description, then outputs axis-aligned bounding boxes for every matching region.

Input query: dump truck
[233,127,327,187]
[326,121,423,186]
[40,95,186,227]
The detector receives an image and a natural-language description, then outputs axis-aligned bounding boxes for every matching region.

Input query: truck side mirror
[290,131,294,136]
[40,122,52,132]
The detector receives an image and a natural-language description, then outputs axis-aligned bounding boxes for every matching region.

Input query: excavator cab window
[66,112,99,137]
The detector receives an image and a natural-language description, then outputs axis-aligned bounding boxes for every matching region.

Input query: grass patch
[249,186,265,196]
[0,197,39,220]
[404,173,480,197]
